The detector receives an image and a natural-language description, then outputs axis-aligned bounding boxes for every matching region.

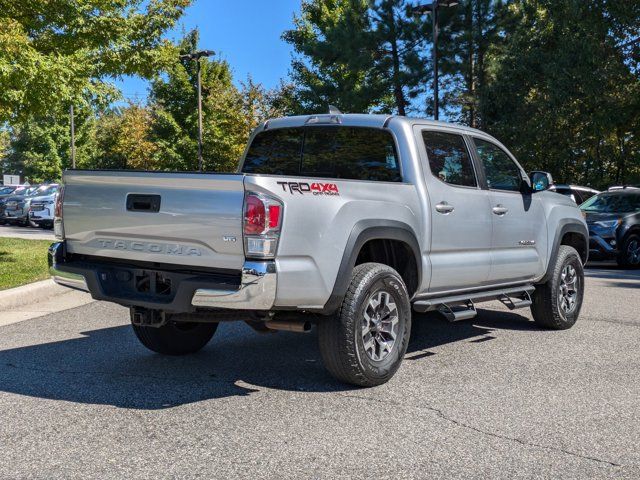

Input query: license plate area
[98,267,179,304]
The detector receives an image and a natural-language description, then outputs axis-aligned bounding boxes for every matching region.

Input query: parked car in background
[0,185,19,196]
[0,185,43,226]
[550,184,600,204]
[0,185,29,224]
[581,188,640,267]
[28,184,60,228]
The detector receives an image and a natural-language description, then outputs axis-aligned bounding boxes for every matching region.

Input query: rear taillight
[54,185,65,240]
[243,192,282,259]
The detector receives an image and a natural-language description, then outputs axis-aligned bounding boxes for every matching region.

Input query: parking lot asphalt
[0,224,55,241]
[0,263,638,479]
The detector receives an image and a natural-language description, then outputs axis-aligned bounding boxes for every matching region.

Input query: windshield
[580,192,640,213]
[10,186,29,196]
[31,185,58,197]
[0,186,16,195]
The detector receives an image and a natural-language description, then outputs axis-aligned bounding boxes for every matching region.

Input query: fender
[320,220,422,314]
[539,219,589,284]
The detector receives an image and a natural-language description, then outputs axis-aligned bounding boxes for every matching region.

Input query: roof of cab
[262,113,488,136]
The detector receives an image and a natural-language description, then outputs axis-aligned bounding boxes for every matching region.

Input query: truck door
[471,137,546,283]
[415,127,492,292]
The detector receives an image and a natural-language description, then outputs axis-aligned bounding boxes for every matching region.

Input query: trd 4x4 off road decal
[277,181,340,196]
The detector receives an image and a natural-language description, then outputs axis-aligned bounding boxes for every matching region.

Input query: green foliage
[436,0,504,126]
[149,30,298,172]
[0,238,51,290]
[480,0,640,188]
[2,1,637,189]
[0,0,191,122]
[283,0,430,114]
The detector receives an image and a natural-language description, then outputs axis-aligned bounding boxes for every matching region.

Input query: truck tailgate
[62,171,246,271]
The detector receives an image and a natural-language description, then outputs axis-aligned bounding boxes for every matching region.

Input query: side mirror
[529,171,553,192]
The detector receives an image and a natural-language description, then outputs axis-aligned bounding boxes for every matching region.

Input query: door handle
[435,201,455,214]
[492,204,509,216]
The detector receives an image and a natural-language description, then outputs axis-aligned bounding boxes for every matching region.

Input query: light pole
[180,50,215,172]
[412,1,458,121]
[70,104,76,169]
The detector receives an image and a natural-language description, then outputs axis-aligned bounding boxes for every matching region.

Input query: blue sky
[117,0,302,101]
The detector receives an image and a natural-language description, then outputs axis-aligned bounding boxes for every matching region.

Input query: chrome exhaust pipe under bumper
[265,319,312,333]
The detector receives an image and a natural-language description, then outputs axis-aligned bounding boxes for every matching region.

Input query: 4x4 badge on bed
[277,181,340,196]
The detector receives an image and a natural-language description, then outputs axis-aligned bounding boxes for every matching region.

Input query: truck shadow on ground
[0,309,533,409]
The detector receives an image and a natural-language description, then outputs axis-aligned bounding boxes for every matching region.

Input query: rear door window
[242,126,401,182]
[422,131,477,187]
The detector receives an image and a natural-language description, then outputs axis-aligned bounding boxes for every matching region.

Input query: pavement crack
[338,393,622,468]
[583,316,640,328]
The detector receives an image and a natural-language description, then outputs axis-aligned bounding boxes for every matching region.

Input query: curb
[0,279,70,311]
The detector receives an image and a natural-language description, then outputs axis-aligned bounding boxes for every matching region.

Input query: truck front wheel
[318,263,412,387]
[531,245,584,330]
[131,314,218,356]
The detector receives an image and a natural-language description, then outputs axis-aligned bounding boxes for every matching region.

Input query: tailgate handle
[126,194,161,213]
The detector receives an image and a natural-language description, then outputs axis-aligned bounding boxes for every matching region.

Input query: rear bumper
[29,209,54,222]
[49,242,276,312]
[2,209,27,221]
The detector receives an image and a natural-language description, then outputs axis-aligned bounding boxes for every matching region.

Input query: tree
[6,105,97,182]
[94,104,157,171]
[0,0,191,122]
[370,0,431,116]
[480,0,640,188]
[434,0,504,127]
[283,0,430,115]
[283,0,389,113]
[150,30,297,173]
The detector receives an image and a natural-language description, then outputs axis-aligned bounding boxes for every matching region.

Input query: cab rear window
[242,127,401,182]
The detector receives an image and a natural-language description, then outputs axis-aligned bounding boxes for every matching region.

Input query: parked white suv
[28,185,59,229]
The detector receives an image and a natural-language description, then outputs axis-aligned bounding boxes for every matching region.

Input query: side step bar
[413,285,536,314]
[498,290,532,310]
[438,301,477,322]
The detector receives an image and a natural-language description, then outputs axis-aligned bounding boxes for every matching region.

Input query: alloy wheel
[361,290,399,361]
[558,264,579,315]
[627,239,640,265]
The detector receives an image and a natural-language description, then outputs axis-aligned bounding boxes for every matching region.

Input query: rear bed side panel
[62,171,246,271]
[245,176,423,310]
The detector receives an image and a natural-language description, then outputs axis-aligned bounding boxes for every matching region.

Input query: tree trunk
[466,1,476,128]
[387,7,407,116]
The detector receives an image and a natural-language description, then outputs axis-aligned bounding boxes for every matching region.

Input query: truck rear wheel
[531,245,584,330]
[318,263,411,387]
[131,314,218,355]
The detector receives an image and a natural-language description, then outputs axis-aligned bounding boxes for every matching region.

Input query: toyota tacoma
[49,114,588,386]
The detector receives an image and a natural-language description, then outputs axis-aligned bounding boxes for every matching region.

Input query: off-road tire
[531,245,584,330]
[131,315,218,355]
[617,234,640,269]
[318,263,412,387]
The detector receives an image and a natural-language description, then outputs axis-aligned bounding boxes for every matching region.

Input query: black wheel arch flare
[321,220,422,314]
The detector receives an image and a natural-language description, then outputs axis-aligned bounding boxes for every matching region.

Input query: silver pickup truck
[50,114,588,386]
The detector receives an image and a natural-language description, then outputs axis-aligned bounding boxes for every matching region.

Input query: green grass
[0,238,52,290]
